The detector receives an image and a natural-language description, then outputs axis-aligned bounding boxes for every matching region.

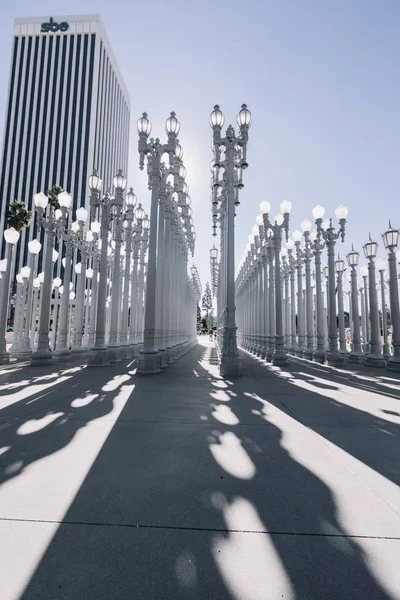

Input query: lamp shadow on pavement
[12,342,400,599]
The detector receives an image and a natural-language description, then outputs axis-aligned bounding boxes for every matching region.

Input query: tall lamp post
[210,104,251,377]
[314,204,348,366]
[359,265,370,354]
[0,227,20,363]
[31,191,71,365]
[301,219,314,359]
[310,224,326,363]
[260,200,291,364]
[292,230,305,357]
[363,235,386,368]
[382,222,400,371]
[136,111,179,374]
[88,191,117,366]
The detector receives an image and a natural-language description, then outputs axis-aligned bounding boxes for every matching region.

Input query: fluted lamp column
[376,258,391,359]
[382,222,400,371]
[0,228,20,363]
[346,245,364,363]
[363,235,386,368]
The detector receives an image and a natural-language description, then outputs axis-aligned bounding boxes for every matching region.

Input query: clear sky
[0,0,399,290]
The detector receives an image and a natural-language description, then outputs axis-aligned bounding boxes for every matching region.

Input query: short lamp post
[376,258,391,359]
[346,245,364,363]
[382,222,400,371]
[15,239,42,359]
[0,227,20,363]
[335,254,347,356]
[363,235,386,368]
[359,265,370,353]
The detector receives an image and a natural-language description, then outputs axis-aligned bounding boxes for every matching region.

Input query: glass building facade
[0,15,130,271]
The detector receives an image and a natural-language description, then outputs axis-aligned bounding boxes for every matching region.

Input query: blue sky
[0,0,399,289]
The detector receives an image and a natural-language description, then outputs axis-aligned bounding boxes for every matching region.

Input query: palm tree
[6,200,33,232]
[46,184,64,210]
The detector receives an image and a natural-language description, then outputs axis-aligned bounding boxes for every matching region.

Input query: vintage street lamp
[363,235,386,367]
[382,222,400,370]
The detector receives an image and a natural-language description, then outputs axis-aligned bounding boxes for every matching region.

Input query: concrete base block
[219,354,242,377]
[87,345,110,367]
[137,350,161,375]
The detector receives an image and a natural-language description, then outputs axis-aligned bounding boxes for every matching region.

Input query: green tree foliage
[6,200,32,231]
[202,281,213,316]
[46,184,65,210]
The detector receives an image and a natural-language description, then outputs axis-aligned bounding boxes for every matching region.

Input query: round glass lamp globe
[90,220,101,234]
[280,200,292,214]
[259,201,270,215]
[292,230,302,243]
[76,207,88,223]
[28,239,41,255]
[58,191,72,209]
[4,227,20,245]
[137,112,152,136]
[33,192,49,210]
[312,204,325,220]
[21,266,30,278]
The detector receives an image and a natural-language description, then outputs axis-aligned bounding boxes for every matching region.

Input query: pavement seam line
[1,517,400,540]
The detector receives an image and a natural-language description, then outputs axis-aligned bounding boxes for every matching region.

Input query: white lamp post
[301,218,315,359]
[346,246,364,363]
[137,112,179,374]
[261,201,291,364]
[120,188,137,358]
[292,229,305,357]
[359,264,370,353]
[335,254,348,356]
[311,205,327,363]
[314,204,348,366]
[210,104,251,377]
[0,227,20,363]
[31,191,70,365]
[363,235,386,367]
[382,222,400,370]
[376,258,391,359]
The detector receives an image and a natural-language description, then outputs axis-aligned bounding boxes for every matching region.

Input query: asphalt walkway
[0,339,400,599]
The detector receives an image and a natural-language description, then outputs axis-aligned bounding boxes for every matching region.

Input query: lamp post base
[31,348,53,366]
[87,345,110,367]
[386,356,400,372]
[313,349,326,364]
[71,346,87,359]
[326,352,345,367]
[11,348,32,361]
[295,347,305,358]
[119,343,131,360]
[348,351,365,364]
[108,345,122,363]
[0,350,10,365]
[158,347,168,368]
[137,350,161,375]
[272,351,288,366]
[219,353,242,377]
[382,344,392,359]
[365,354,386,368]
[53,348,71,362]
[303,348,314,360]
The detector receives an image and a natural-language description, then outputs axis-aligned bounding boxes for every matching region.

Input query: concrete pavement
[0,340,400,599]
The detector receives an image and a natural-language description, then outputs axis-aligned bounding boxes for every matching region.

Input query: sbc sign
[41,17,69,33]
